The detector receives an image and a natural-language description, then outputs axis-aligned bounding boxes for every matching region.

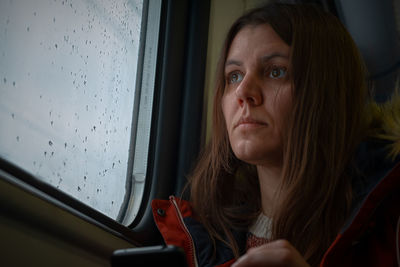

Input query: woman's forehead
[226,24,290,66]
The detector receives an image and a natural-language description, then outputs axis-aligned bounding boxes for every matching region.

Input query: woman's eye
[228,72,243,84]
[269,66,287,79]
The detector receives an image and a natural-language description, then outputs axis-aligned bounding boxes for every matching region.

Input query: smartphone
[111,245,188,267]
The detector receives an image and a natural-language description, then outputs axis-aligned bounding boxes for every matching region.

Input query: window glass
[0,0,158,222]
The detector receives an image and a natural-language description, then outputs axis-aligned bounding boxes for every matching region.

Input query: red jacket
[152,141,400,266]
[152,196,240,267]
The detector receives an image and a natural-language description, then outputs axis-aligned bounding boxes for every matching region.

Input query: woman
[152,3,400,266]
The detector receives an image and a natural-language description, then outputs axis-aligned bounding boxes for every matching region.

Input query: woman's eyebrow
[225,53,288,70]
[261,53,288,62]
[225,59,242,68]
[225,53,288,67]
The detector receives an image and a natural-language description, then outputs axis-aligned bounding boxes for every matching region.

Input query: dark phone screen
[111,245,188,267]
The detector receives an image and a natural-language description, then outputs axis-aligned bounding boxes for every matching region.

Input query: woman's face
[222,24,292,167]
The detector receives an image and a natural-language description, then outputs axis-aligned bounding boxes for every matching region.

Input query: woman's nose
[235,74,262,106]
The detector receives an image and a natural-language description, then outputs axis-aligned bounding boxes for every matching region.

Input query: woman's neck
[256,164,282,216]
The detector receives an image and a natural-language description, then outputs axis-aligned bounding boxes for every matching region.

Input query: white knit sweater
[246,213,272,249]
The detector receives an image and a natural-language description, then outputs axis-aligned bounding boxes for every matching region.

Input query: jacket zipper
[169,196,199,267]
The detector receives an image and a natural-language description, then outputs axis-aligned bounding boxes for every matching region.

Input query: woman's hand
[231,239,310,267]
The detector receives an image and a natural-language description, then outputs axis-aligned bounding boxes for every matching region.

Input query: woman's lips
[235,117,268,128]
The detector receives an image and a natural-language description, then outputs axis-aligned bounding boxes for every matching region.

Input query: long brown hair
[188,3,369,266]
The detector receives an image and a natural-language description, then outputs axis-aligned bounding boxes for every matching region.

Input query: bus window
[0,0,161,224]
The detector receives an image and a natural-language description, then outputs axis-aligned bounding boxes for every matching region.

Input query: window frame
[126,0,211,242]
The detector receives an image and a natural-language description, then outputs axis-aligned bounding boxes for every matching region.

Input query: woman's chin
[232,143,281,166]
